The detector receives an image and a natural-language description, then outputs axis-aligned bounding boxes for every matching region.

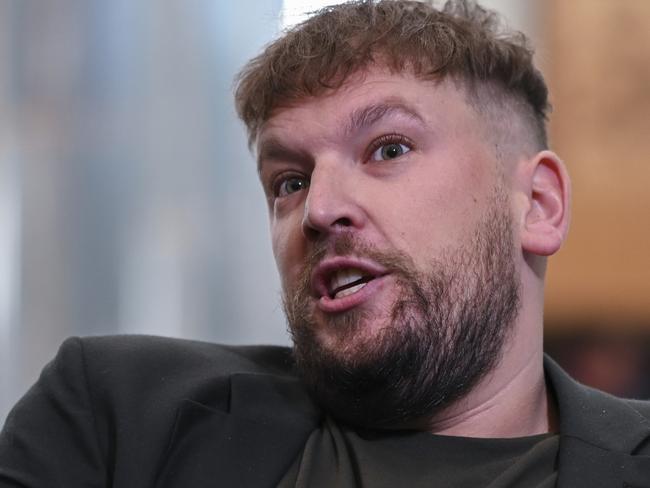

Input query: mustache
[293,233,418,296]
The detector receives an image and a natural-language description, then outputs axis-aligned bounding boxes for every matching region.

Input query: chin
[307,302,400,357]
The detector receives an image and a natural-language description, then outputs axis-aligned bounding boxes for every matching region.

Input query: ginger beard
[283,194,521,429]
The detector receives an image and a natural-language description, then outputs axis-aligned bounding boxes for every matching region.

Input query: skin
[257,67,571,438]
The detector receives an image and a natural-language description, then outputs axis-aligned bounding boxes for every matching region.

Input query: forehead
[256,70,481,153]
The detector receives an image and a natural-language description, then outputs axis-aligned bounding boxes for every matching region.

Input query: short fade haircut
[234,0,549,150]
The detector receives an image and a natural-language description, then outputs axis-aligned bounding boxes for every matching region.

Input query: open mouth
[310,257,388,303]
[310,257,390,313]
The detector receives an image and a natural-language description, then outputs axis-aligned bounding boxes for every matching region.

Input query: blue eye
[371,142,410,161]
[277,176,309,197]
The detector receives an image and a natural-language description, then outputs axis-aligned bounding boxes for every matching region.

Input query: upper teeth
[330,268,368,298]
[331,268,364,290]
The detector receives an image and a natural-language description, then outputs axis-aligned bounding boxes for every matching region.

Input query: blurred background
[1,0,649,423]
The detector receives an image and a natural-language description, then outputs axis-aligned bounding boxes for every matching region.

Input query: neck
[426,352,552,438]
[421,301,555,438]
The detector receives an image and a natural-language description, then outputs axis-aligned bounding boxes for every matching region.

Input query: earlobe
[520,150,571,257]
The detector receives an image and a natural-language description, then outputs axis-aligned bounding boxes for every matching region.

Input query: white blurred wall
[0,0,287,423]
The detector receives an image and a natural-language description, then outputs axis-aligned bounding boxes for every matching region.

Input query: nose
[301,164,366,241]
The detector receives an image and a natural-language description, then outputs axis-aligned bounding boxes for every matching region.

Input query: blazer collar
[545,355,650,487]
[154,372,321,488]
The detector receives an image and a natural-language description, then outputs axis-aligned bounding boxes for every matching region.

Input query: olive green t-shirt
[278,416,558,487]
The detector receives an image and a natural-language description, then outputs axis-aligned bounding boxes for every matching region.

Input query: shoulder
[545,355,650,455]
[43,335,299,428]
[66,334,295,378]
[1,336,303,486]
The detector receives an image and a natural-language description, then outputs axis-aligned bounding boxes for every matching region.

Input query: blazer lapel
[545,357,650,488]
[154,373,321,488]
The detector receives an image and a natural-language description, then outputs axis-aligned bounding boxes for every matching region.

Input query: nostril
[302,215,354,241]
[302,224,321,241]
[333,216,353,227]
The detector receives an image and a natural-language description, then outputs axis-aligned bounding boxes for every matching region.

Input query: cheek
[382,176,488,264]
[271,219,305,289]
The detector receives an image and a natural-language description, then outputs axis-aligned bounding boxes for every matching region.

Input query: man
[1,1,649,487]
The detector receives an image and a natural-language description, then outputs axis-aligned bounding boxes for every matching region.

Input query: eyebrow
[345,100,425,135]
[256,138,310,174]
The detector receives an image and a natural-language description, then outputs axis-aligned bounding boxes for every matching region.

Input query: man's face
[257,69,521,427]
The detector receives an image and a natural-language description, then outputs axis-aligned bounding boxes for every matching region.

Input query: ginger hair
[234,0,549,149]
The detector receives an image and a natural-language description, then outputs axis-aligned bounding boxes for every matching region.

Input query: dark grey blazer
[0,335,649,487]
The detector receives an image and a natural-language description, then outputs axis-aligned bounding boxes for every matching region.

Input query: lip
[318,274,391,313]
[310,256,390,313]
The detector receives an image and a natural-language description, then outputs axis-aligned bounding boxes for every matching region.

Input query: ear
[520,150,571,257]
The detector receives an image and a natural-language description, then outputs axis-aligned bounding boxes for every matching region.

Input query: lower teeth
[334,282,367,299]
